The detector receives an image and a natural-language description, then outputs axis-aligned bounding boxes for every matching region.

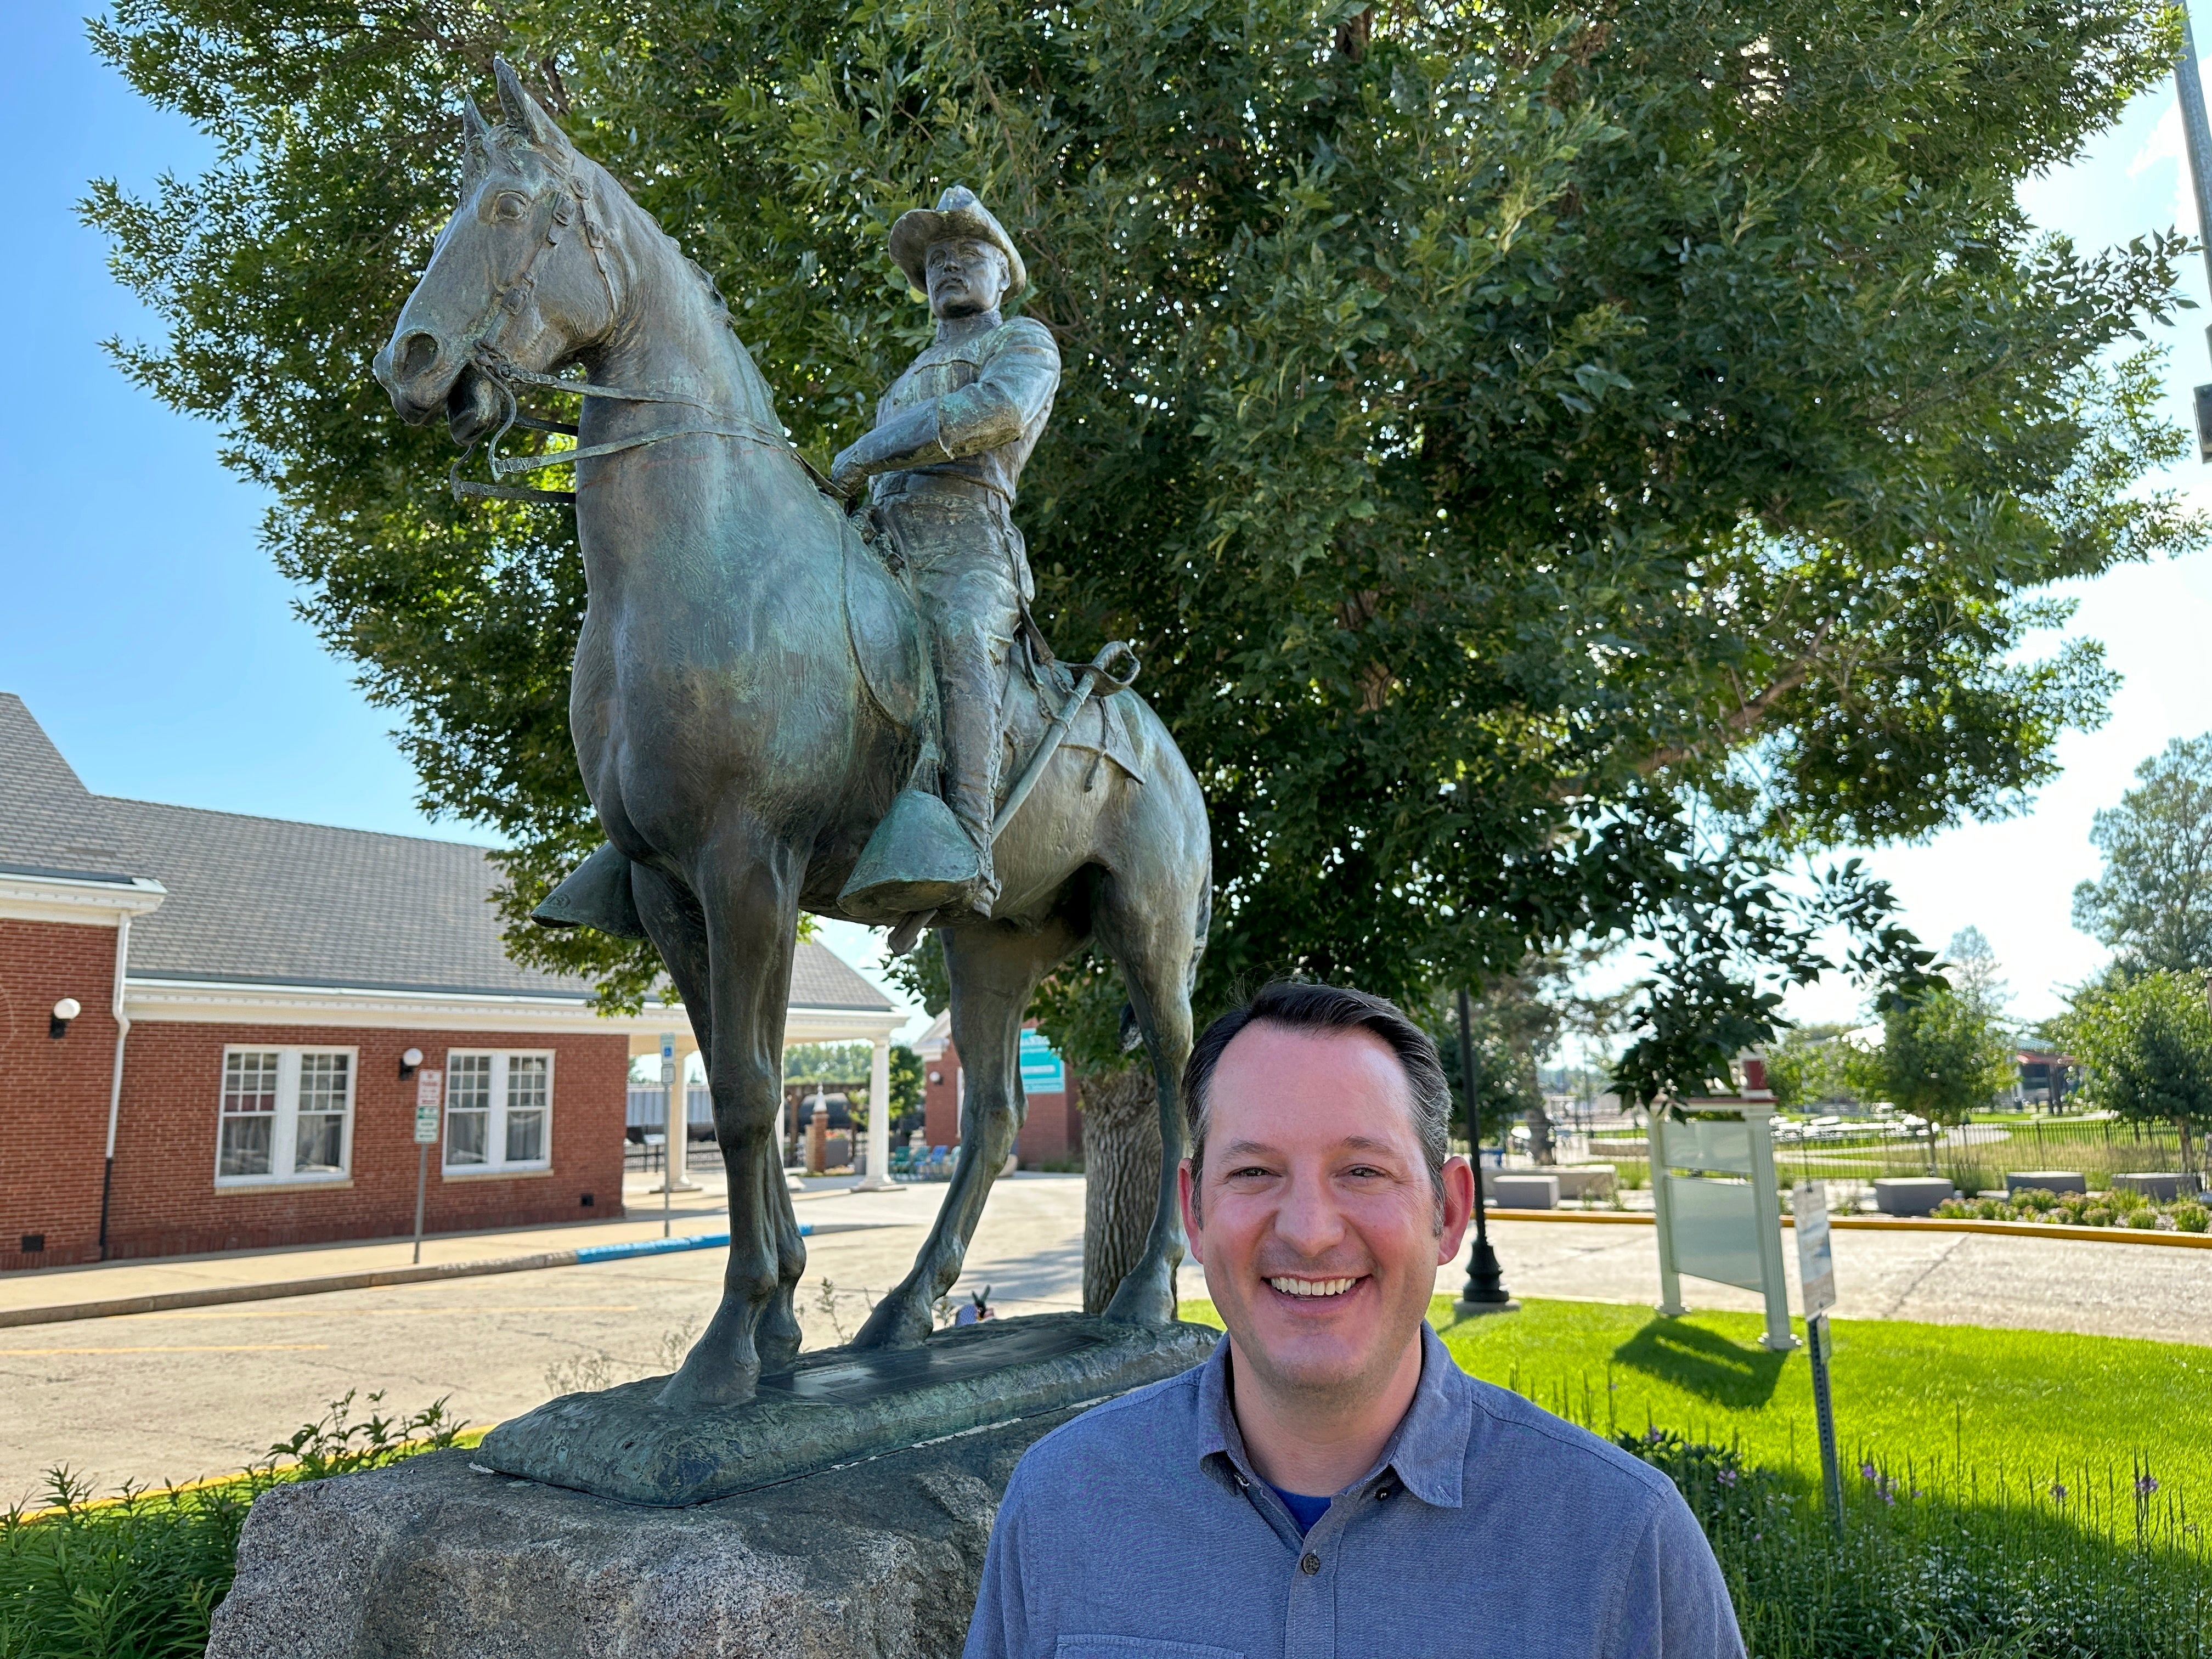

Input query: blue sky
[4,14,2210,1035]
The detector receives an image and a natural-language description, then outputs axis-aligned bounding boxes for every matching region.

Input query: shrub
[2129,1209,2164,1229]
[2082,1205,2115,1227]
[2173,1202,2209,1233]
[0,1391,459,1659]
[1627,1431,2212,1657]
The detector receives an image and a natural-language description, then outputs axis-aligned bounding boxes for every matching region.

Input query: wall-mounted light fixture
[49,998,81,1040]
[399,1047,425,1080]
[928,1069,943,1085]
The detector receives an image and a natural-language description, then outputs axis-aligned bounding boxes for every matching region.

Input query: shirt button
[1300,1553,1322,1576]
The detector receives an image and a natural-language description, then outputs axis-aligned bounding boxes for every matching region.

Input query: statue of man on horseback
[830,187,1060,918]
[377,61,1209,1423]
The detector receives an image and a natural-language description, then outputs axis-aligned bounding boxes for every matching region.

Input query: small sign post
[411,1069,442,1266]
[1793,1180,1844,1538]
[659,1034,678,1237]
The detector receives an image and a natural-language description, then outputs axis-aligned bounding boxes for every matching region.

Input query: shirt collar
[933,307,1003,347]
[1196,1322,1471,1508]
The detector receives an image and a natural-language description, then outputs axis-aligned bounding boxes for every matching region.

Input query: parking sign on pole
[411,1069,442,1265]
[1793,1181,1844,1537]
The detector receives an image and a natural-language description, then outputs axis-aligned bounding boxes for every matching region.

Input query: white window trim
[441,1048,556,1175]
[213,1045,358,1188]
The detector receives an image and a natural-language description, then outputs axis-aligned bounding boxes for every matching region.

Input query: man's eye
[1226,1166,1274,1180]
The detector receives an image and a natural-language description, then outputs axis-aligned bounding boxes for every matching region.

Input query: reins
[444,166,834,506]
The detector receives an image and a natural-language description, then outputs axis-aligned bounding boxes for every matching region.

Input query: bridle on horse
[446,163,828,507]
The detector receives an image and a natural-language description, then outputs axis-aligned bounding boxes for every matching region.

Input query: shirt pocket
[1054,1641,1244,1659]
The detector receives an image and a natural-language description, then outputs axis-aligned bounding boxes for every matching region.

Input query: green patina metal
[374,60,1212,1433]
[480,1314,1218,1506]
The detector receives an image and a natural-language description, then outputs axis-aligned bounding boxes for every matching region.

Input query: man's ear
[1178,1157,1204,1263]
[1436,1154,1475,1263]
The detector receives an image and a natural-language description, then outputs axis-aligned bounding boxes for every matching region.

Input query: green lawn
[1177,1296,2212,1505]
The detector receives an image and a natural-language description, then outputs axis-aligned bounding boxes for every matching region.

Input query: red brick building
[0,695,895,1270]
[914,1011,1083,1166]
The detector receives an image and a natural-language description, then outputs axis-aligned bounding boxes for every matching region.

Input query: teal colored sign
[1018,1029,1066,1094]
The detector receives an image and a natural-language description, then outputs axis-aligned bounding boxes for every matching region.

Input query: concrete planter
[2006,1171,2087,1197]
[1554,1165,1616,1201]
[1482,1166,1613,1201]
[1874,1177,1955,1216]
[2113,1172,2204,1203]
[1491,1173,1560,1210]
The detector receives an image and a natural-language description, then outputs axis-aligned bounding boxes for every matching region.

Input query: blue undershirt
[1267,1484,1332,1534]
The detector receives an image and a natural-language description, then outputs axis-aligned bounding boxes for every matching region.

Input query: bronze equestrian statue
[374,61,1210,1409]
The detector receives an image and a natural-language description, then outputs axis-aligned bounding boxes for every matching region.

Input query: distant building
[913,1009,1082,1166]
[0,695,896,1269]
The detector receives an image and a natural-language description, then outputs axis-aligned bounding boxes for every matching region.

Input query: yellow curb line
[1483,1207,2212,1248]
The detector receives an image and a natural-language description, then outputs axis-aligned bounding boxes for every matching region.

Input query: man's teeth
[1268,1276,1357,1298]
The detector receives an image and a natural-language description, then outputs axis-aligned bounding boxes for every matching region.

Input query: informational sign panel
[413,1069,442,1144]
[661,1032,678,1086]
[1018,1029,1065,1094]
[1667,1175,1764,1292]
[1793,1181,1837,1318]
[1651,1103,1797,1351]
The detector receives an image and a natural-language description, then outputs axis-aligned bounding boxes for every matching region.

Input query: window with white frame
[443,1050,554,1171]
[216,1047,356,1184]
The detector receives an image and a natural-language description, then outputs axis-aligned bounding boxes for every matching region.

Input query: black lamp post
[1454,987,1518,1317]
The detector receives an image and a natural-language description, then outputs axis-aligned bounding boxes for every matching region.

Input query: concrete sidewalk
[0,1169,913,1327]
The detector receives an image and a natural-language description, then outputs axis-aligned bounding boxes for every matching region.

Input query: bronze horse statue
[374,63,1210,1407]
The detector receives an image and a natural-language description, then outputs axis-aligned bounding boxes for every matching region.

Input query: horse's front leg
[658,837,804,1409]
[852,915,1081,1348]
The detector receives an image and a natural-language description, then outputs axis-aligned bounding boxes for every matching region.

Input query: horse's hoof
[1101,1259,1178,1327]
[850,1295,933,1350]
[657,1356,761,1409]
[757,1325,802,1374]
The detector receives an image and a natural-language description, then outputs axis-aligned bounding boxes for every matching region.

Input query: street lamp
[1454,987,1519,1318]
[2175,1,2212,459]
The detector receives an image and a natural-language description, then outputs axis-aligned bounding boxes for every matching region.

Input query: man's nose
[1270,1173,1348,1257]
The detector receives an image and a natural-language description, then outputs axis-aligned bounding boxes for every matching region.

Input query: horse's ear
[493,56,570,156]
[460,95,492,189]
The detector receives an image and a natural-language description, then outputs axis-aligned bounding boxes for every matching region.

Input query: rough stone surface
[479,1313,1215,1505]
[207,1410,1080,1659]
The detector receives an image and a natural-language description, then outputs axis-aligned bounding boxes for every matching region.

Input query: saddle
[834,515,1146,925]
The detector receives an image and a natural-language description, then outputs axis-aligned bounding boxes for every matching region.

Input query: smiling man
[964,981,1744,1659]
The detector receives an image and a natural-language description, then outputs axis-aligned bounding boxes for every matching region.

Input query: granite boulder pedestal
[207,1314,1217,1659]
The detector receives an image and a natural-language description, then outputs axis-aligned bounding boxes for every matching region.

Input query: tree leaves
[85,0,2202,1093]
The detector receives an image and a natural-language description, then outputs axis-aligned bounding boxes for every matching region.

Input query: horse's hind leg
[851,912,1084,1349]
[1094,871,1206,1326]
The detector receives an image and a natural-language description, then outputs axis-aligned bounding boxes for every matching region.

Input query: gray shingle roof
[0,695,130,880]
[0,693,890,1012]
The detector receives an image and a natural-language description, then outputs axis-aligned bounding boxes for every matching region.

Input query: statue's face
[926,238,1008,319]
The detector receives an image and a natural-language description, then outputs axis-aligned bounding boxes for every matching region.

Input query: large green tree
[2059,968,2212,1171]
[2072,735,2212,974]
[88,0,2196,1102]
[1870,988,2017,1127]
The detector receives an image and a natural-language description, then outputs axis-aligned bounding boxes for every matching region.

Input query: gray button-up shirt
[964,1324,1745,1659]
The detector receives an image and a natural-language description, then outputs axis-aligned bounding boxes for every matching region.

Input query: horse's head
[375,59,620,445]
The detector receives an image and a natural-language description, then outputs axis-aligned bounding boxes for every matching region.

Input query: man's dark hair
[1181,981,1452,1210]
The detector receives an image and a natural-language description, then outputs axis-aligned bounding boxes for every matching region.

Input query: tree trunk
[1080,1065,1162,1314]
